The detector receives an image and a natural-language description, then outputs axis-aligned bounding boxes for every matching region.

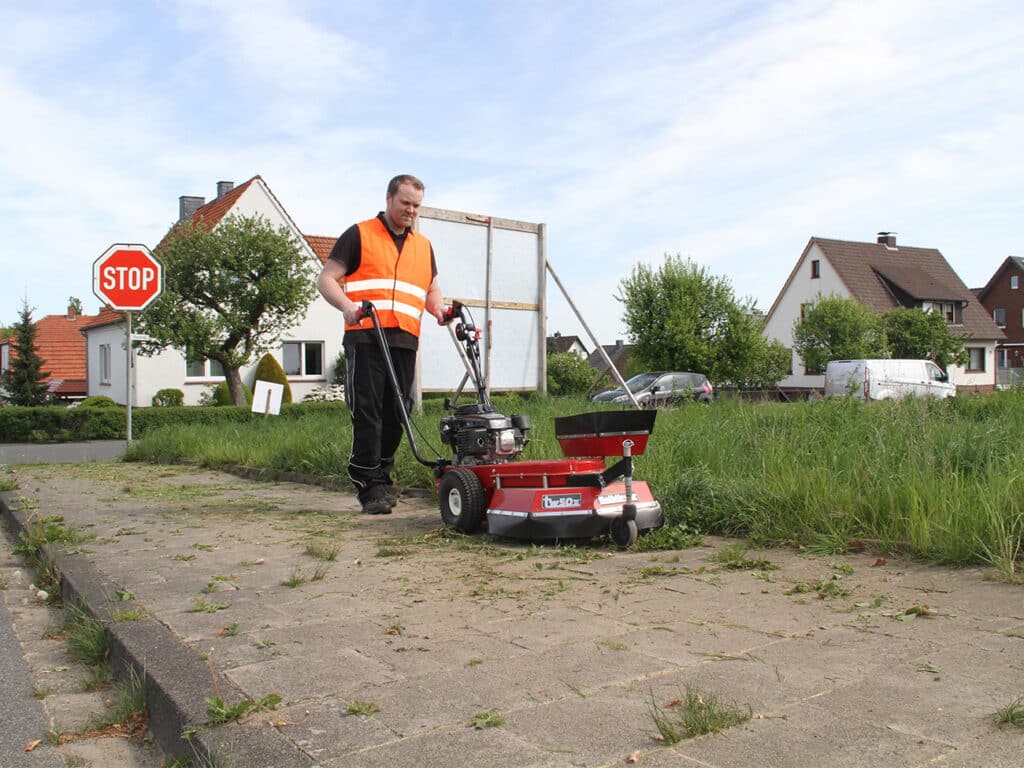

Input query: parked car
[592,371,714,406]
[823,359,955,401]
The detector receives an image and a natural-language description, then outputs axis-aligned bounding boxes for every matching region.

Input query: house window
[996,349,1008,369]
[99,344,112,384]
[1012,275,1019,290]
[282,341,324,377]
[1,344,9,374]
[994,308,1007,328]
[966,347,985,372]
[810,259,820,279]
[934,302,963,324]
[185,352,225,379]
[800,303,814,323]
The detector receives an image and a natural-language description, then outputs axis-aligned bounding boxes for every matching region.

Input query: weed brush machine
[359,300,663,548]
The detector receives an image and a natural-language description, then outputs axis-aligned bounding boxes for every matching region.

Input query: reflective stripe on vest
[344,217,433,336]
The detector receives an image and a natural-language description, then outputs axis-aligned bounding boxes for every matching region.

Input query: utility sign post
[92,244,163,445]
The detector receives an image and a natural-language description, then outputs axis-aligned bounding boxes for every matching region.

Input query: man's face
[384,183,423,231]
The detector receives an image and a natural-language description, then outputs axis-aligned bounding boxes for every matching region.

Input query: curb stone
[0,493,316,768]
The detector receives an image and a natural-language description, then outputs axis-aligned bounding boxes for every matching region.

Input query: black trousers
[344,340,415,502]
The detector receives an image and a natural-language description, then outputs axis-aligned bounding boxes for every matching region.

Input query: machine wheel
[610,517,638,549]
[439,468,486,533]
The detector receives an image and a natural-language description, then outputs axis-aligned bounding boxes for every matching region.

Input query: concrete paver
[1,460,1023,767]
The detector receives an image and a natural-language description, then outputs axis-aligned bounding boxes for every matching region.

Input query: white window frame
[99,343,112,384]
[1011,275,1019,290]
[966,347,986,372]
[185,348,225,380]
[282,341,325,378]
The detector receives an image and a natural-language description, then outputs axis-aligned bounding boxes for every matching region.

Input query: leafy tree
[547,352,597,396]
[881,307,968,369]
[136,214,318,406]
[617,254,787,388]
[1,298,50,406]
[67,296,83,315]
[792,294,885,374]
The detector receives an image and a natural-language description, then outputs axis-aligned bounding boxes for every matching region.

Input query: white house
[83,177,343,406]
[763,232,1004,396]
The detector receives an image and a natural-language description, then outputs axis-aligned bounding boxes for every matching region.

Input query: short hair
[387,174,425,196]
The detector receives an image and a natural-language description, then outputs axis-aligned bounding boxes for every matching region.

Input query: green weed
[648,686,752,743]
[344,699,380,717]
[995,696,1024,728]
[469,709,505,729]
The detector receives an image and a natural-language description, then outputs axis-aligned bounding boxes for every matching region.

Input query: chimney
[179,195,205,222]
[216,181,234,198]
[877,231,897,248]
[67,304,77,321]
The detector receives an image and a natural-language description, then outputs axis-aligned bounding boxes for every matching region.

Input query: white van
[824,359,956,401]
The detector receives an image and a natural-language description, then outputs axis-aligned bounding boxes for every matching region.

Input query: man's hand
[343,304,364,326]
[434,305,449,325]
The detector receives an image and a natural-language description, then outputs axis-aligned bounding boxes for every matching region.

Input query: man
[317,175,447,515]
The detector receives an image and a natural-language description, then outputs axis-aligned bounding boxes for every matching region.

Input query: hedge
[0,401,349,443]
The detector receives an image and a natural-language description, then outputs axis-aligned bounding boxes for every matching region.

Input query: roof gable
[768,236,1003,341]
[976,255,1024,300]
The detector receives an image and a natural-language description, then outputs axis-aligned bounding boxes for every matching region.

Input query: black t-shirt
[329,213,438,349]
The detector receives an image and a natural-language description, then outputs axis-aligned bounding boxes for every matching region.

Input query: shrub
[331,349,347,386]
[78,395,120,408]
[252,353,293,404]
[547,352,597,396]
[152,388,185,407]
[211,381,253,407]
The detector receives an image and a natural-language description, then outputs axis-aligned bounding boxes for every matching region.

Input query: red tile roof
[78,307,125,330]
[153,177,260,254]
[4,311,102,395]
[304,235,337,265]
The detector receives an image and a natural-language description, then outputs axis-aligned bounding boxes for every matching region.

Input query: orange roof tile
[153,176,260,253]
[304,235,337,265]
[24,311,102,382]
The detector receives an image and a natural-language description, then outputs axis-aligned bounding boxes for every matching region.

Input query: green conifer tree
[2,298,50,406]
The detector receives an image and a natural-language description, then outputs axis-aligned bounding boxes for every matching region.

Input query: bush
[252,354,293,404]
[78,395,120,408]
[547,352,597,396]
[331,349,347,386]
[152,388,185,407]
[211,381,253,407]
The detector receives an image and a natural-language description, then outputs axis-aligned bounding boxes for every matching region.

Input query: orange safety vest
[343,217,433,337]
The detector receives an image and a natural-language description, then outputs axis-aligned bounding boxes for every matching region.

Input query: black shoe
[362,498,392,515]
[384,486,399,508]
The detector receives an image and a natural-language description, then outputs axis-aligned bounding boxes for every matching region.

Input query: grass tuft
[648,686,752,744]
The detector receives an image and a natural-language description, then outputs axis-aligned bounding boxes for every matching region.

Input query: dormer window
[933,302,963,325]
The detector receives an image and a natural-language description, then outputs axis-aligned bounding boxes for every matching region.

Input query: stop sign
[93,244,163,311]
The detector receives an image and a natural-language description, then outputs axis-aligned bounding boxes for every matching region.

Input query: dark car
[592,371,714,406]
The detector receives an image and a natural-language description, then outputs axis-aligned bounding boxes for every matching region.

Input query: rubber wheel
[610,517,638,549]
[439,467,486,533]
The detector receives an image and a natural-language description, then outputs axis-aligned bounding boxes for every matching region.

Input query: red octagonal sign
[93,244,163,311]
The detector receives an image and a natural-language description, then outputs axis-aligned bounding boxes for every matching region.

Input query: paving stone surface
[1,461,1023,767]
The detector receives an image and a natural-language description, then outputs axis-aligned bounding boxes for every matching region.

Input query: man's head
[384,174,425,232]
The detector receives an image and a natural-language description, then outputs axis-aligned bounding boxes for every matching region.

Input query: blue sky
[1,0,1021,348]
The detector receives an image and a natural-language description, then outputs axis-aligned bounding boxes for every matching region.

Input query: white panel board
[416,207,544,391]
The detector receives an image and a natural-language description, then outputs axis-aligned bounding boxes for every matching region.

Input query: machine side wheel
[439,468,486,533]
[610,517,638,549]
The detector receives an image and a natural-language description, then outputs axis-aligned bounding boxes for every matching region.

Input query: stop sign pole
[92,244,164,444]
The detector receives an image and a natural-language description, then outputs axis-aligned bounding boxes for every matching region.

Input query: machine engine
[440,403,530,466]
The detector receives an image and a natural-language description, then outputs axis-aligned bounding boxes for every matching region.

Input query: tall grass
[126,390,1024,565]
